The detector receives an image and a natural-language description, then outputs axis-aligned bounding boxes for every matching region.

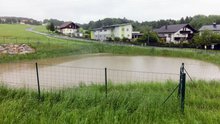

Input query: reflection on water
[0,54,219,89]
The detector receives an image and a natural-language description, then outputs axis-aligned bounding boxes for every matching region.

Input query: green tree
[193,30,220,48]
[137,31,159,45]
[46,22,55,32]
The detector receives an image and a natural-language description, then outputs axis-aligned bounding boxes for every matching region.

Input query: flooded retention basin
[0,54,220,89]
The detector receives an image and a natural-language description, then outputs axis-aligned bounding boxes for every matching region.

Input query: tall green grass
[0,80,219,123]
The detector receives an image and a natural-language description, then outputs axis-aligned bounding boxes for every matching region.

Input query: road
[26,27,138,47]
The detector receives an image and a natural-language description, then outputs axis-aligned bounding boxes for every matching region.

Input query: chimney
[213,22,217,28]
[165,25,168,30]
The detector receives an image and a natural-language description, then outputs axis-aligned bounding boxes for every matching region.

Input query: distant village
[54,21,220,50]
[1,16,220,49]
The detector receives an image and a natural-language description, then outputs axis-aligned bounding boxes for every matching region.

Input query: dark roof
[59,22,79,29]
[93,23,131,31]
[199,24,220,31]
[154,24,196,33]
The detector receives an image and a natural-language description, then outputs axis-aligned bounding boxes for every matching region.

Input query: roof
[93,23,131,31]
[154,24,196,33]
[59,22,79,29]
[199,24,220,31]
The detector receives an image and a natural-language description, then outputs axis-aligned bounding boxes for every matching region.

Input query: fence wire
[0,62,180,90]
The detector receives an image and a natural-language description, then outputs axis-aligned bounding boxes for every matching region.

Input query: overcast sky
[0,0,220,23]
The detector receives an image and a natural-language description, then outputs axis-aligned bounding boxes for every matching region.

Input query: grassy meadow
[0,80,220,123]
[0,24,220,123]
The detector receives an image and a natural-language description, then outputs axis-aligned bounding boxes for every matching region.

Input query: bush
[136,32,159,45]
[193,30,220,48]
[114,37,121,42]
[106,37,113,41]
[122,37,130,42]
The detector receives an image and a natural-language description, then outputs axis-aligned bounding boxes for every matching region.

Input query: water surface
[0,54,219,89]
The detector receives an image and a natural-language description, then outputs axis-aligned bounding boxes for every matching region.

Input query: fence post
[35,63,41,99]
[180,73,186,113]
[105,68,108,98]
[178,63,184,97]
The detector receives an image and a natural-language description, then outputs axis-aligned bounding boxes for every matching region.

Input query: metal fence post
[178,63,184,97]
[181,73,186,113]
[35,63,41,99]
[105,68,108,98]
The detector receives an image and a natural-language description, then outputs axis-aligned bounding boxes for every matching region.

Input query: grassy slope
[0,81,219,123]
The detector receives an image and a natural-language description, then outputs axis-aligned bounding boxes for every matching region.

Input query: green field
[0,24,220,123]
[0,80,219,123]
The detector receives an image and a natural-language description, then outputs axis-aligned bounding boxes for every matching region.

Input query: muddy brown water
[0,54,219,89]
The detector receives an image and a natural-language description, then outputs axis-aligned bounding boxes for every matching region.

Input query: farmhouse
[91,23,133,41]
[154,24,196,43]
[199,23,220,34]
[58,22,81,37]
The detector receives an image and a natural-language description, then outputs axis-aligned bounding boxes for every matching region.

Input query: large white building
[154,24,197,43]
[91,24,133,41]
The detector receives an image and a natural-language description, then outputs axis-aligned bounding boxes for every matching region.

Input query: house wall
[91,31,95,39]
[92,24,133,41]
[114,25,132,39]
[61,29,77,35]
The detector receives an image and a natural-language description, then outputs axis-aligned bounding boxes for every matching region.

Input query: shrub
[114,37,121,42]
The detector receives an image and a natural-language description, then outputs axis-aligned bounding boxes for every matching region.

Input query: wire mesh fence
[0,62,180,90]
[108,69,179,83]
[184,63,220,81]
[0,63,37,89]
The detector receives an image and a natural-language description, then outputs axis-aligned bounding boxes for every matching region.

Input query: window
[122,34,124,37]
[121,28,125,31]
[127,28,129,31]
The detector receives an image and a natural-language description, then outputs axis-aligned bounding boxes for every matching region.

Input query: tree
[193,30,220,48]
[46,22,55,32]
[180,17,185,24]
[137,31,159,45]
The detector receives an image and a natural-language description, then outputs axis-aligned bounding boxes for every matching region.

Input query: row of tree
[0,17,41,25]
[80,15,220,32]
[43,19,64,26]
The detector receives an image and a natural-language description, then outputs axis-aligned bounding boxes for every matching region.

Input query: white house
[58,22,81,37]
[199,23,220,34]
[91,23,133,41]
[154,24,197,43]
